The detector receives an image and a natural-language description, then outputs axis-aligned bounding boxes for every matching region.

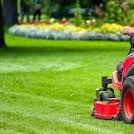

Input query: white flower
[50,18,55,24]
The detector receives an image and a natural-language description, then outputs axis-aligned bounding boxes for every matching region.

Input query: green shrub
[105,0,127,23]
[73,0,83,26]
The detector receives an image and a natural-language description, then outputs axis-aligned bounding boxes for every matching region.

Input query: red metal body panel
[94,99,120,119]
[112,55,134,90]
[122,56,134,82]
[112,71,122,90]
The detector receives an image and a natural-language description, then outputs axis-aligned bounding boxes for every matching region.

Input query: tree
[74,0,83,26]
[119,0,128,16]
[0,0,6,48]
[105,0,128,23]
[43,0,94,18]
[94,0,105,22]
[3,0,18,26]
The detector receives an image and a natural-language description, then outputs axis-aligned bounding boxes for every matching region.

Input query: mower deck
[94,98,120,120]
[92,76,121,120]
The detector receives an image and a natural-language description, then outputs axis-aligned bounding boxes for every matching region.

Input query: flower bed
[9,23,129,41]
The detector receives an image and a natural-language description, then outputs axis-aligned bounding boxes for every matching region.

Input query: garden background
[0,0,134,134]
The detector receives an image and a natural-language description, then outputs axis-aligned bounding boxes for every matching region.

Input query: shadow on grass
[0,45,128,55]
[3,34,129,54]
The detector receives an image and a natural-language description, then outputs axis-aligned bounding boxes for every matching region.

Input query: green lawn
[0,35,133,134]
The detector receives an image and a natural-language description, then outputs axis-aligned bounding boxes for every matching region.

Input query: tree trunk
[3,0,18,26]
[0,0,6,48]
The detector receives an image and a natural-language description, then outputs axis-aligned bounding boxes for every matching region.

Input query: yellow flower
[100,23,124,33]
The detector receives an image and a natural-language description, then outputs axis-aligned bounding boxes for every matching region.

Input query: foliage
[97,23,124,33]
[10,22,125,34]
[72,0,83,26]
[9,23,128,41]
[17,0,134,25]
[104,0,125,23]
[41,0,51,15]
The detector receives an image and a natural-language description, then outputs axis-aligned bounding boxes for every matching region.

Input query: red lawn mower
[92,30,134,124]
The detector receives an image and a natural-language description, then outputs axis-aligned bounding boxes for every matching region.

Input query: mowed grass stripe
[0,90,87,107]
[0,128,24,134]
[0,91,123,134]
[0,120,35,134]
[0,105,123,134]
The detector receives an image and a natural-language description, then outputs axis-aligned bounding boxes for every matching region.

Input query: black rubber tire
[121,76,134,124]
